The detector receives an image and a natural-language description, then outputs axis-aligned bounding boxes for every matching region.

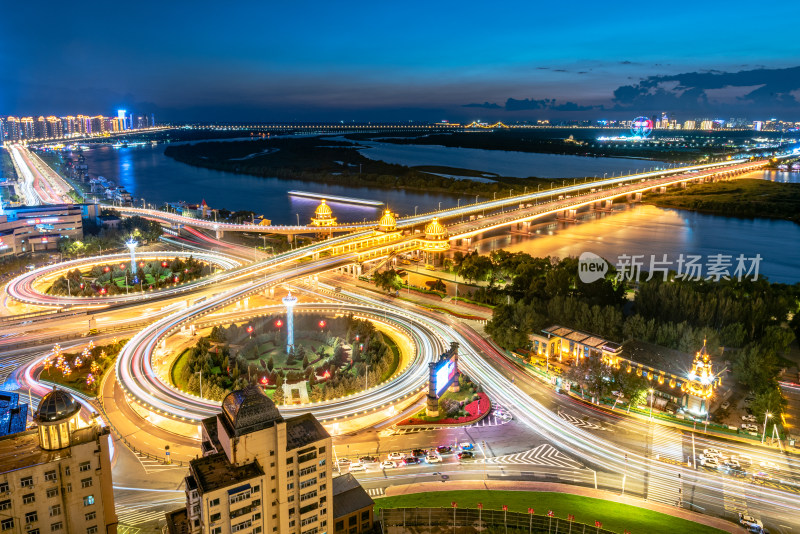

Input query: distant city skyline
[2,1,800,122]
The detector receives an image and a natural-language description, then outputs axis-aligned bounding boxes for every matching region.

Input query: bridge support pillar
[681,181,688,189]
[658,186,667,193]
[269,286,275,298]
[215,229,224,239]
[634,192,642,202]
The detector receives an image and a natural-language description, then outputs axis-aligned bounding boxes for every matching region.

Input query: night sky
[3,1,800,121]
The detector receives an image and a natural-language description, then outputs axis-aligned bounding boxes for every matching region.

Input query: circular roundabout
[5,251,242,307]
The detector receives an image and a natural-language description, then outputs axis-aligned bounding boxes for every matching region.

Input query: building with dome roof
[166,385,373,534]
[377,209,397,233]
[309,199,337,227]
[418,217,450,266]
[0,387,117,534]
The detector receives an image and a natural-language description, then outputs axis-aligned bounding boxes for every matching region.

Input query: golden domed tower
[682,339,717,416]
[310,199,337,227]
[420,217,450,266]
[378,209,397,232]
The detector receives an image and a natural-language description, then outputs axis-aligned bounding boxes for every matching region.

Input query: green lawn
[379,332,401,382]
[171,348,192,390]
[374,491,727,534]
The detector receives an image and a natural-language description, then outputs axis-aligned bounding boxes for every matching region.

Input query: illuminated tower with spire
[281,291,298,353]
[683,339,717,416]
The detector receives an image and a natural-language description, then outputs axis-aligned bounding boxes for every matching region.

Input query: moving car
[337,458,351,465]
[425,454,441,464]
[436,445,453,454]
[701,457,720,469]
[459,443,474,451]
[458,451,475,460]
[387,452,405,461]
[349,462,366,472]
[738,513,757,526]
[380,460,397,469]
[412,448,428,458]
[403,456,420,465]
[359,456,378,464]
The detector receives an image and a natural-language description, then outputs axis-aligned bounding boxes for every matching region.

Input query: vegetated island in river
[644,179,800,224]
[163,136,594,196]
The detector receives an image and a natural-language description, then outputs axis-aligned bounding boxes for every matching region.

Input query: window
[301,515,318,527]
[0,501,8,511]
[45,470,57,482]
[1,518,13,531]
[65,483,72,493]
[287,457,294,465]
[64,467,70,476]
[287,470,294,477]
[300,490,317,502]
[79,462,91,472]
[0,482,7,492]
[211,528,221,534]
[349,516,357,526]
[270,463,275,468]
[336,520,344,531]
[229,490,251,505]
[319,459,326,467]
[232,519,252,532]
[29,530,40,534]
[271,475,275,480]
[21,476,33,487]
[320,484,326,492]
[287,482,294,490]
[270,450,275,456]
[51,522,63,532]
[210,513,221,522]
[50,505,62,517]
[209,498,220,507]
[298,451,317,464]
[252,485,260,493]
[25,511,38,524]
[83,495,95,506]
[301,527,319,534]
[319,446,326,454]
[361,510,370,520]
[46,488,59,498]
[321,520,327,528]
[254,528,262,534]
[87,527,98,534]
[299,465,316,476]
[288,495,295,503]
[85,512,96,521]
[81,478,93,488]
[23,493,35,504]
[299,477,317,489]
[290,520,296,528]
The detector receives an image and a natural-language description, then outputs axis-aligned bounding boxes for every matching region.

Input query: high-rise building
[46,116,63,138]
[164,385,373,534]
[753,121,763,131]
[91,116,106,134]
[0,119,4,143]
[35,116,47,139]
[0,388,118,533]
[5,117,21,141]
[21,117,35,139]
[0,392,26,436]
[117,110,127,131]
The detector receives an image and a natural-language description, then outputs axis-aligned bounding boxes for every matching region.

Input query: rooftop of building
[0,425,102,474]
[622,339,695,377]
[220,385,283,437]
[285,412,329,451]
[543,325,622,353]
[332,473,374,520]
[36,388,81,423]
[189,452,264,495]
[164,507,190,534]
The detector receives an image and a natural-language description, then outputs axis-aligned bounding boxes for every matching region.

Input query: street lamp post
[195,370,203,398]
[761,412,772,444]
[125,238,138,275]
[648,389,654,420]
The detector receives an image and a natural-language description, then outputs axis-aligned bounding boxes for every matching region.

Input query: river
[72,143,800,283]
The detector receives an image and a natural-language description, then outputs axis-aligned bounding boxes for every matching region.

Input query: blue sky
[2,0,800,121]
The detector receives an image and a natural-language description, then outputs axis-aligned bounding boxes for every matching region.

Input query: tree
[611,366,648,411]
[267,357,274,373]
[373,268,403,294]
[750,388,787,422]
[273,387,285,405]
[565,357,611,401]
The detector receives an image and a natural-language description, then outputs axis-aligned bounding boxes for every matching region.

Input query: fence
[381,508,615,534]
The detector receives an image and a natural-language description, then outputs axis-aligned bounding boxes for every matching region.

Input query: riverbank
[645,179,800,224]
[163,136,565,196]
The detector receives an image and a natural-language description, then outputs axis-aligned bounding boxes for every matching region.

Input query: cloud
[462,101,502,109]
[505,98,554,111]
[611,65,800,114]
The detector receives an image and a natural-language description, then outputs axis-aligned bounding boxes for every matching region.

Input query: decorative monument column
[683,339,716,416]
[126,239,138,275]
[282,292,298,353]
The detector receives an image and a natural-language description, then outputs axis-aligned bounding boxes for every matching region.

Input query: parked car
[459,443,475,451]
[425,454,441,464]
[702,448,721,457]
[742,415,757,423]
[412,449,428,458]
[720,401,730,410]
[702,457,721,469]
[387,452,405,461]
[741,423,759,432]
[739,514,757,526]
[337,458,351,465]
[458,451,475,460]
[436,446,453,454]
[380,460,397,469]
[349,462,366,472]
[359,456,378,464]
[403,456,420,465]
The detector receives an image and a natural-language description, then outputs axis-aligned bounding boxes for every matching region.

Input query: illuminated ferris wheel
[631,116,653,138]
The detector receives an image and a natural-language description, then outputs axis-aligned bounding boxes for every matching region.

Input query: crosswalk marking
[484,444,582,469]
[646,426,684,506]
[113,494,185,527]
[722,478,749,514]
[367,487,385,497]
[557,411,611,431]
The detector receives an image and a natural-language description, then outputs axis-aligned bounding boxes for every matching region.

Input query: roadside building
[0,388,117,534]
[164,385,374,534]
[0,203,84,256]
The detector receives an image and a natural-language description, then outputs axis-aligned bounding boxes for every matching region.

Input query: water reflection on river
[469,204,800,284]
